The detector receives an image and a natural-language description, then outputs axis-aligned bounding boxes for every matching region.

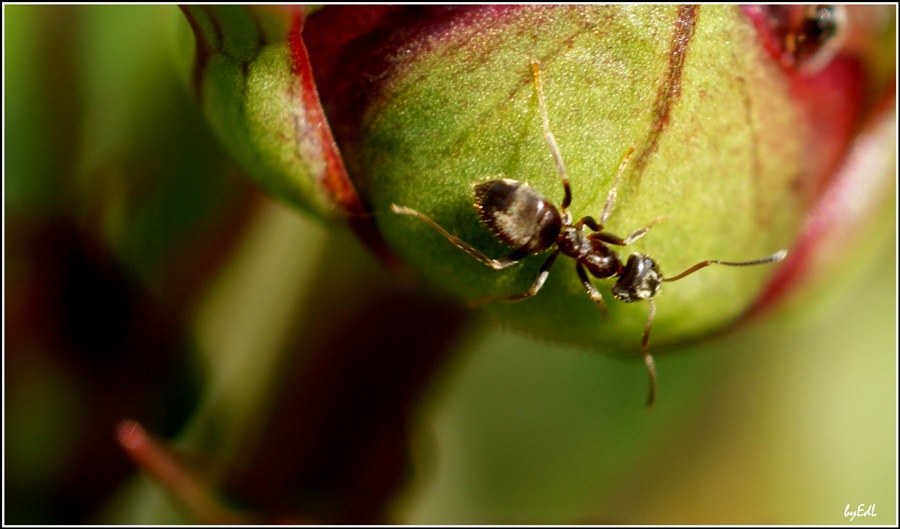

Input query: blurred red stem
[116,420,248,525]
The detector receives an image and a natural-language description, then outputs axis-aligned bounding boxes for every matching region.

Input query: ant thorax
[557,227,622,279]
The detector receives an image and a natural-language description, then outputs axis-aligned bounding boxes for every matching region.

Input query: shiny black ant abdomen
[392,60,787,409]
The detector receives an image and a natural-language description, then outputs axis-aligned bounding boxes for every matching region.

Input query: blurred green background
[4,5,896,525]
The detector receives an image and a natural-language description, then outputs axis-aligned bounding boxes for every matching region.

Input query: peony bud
[305,5,894,354]
[185,5,895,356]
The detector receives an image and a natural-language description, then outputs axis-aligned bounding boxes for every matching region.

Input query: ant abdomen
[474,179,562,254]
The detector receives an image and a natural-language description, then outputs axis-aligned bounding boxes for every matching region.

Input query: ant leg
[642,299,658,411]
[589,216,668,246]
[575,215,600,231]
[470,250,560,306]
[598,145,637,228]
[530,59,572,211]
[576,262,607,314]
[392,204,526,270]
[663,249,788,282]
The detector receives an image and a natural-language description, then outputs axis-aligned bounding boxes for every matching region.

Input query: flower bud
[187,5,895,354]
[303,5,894,353]
[178,7,391,248]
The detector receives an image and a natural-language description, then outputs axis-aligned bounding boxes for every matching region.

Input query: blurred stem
[101,199,328,523]
[184,199,329,469]
[105,195,471,523]
[216,230,471,522]
[116,420,248,524]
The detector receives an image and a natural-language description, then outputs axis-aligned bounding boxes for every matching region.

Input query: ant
[392,60,787,409]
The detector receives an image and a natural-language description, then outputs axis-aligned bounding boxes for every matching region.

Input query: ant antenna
[639,248,787,409]
[664,249,788,282]
[643,299,658,410]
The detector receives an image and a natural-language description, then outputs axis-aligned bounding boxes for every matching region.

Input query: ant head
[611,252,662,303]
